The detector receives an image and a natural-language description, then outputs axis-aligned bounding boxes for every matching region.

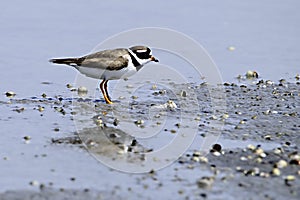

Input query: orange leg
[100,80,113,104]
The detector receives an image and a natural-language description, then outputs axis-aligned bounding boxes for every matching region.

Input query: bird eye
[136,52,151,59]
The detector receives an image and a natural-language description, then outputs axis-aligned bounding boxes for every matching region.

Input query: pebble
[284,175,296,186]
[41,93,47,98]
[276,160,288,168]
[199,156,208,163]
[192,157,199,162]
[151,84,157,90]
[285,175,295,181]
[239,120,246,124]
[273,148,283,154]
[38,106,45,112]
[23,136,31,141]
[222,114,229,119]
[271,168,281,176]
[66,83,72,88]
[192,151,201,157]
[29,180,39,186]
[180,90,187,97]
[113,118,119,126]
[211,144,222,152]
[209,115,218,120]
[96,119,104,127]
[227,46,236,51]
[247,144,256,151]
[212,151,221,157]
[196,176,215,189]
[246,70,258,79]
[240,156,248,161]
[166,100,177,111]
[78,86,88,93]
[264,135,272,140]
[5,91,16,97]
[135,120,144,125]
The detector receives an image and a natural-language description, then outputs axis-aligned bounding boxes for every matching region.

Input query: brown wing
[80,48,129,70]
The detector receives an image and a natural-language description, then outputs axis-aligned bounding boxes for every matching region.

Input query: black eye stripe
[135,52,151,59]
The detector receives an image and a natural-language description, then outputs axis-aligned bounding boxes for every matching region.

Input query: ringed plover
[49,46,159,104]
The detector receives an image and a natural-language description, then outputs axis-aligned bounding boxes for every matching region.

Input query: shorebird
[50,46,159,104]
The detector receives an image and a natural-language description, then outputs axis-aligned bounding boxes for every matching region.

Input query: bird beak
[151,56,159,62]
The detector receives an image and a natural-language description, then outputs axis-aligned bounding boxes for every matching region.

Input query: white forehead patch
[136,49,148,53]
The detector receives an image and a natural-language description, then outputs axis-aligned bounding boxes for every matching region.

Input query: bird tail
[49,57,84,66]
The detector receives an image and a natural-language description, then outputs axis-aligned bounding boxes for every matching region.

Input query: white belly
[77,64,138,80]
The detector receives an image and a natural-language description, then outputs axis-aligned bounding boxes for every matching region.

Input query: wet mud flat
[0,79,299,200]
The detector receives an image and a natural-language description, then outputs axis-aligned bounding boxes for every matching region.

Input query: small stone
[175,123,181,128]
[247,144,256,151]
[96,119,104,127]
[5,91,16,97]
[194,117,201,121]
[284,175,296,186]
[166,100,177,111]
[246,70,258,79]
[271,168,281,176]
[212,144,222,152]
[212,151,221,157]
[222,114,229,119]
[227,46,236,51]
[210,115,218,120]
[295,74,300,81]
[240,156,248,161]
[180,90,187,97]
[192,151,201,157]
[151,84,157,90]
[53,128,59,132]
[159,90,166,95]
[239,120,246,124]
[236,166,243,172]
[77,86,88,97]
[196,176,215,189]
[264,135,272,140]
[192,157,199,162]
[170,129,177,134]
[135,120,144,125]
[259,152,267,158]
[78,86,88,93]
[255,148,264,155]
[38,106,45,112]
[113,119,119,126]
[276,160,288,168]
[29,180,39,186]
[273,148,283,154]
[23,136,31,141]
[41,93,47,98]
[66,83,72,88]
[199,156,208,163]
[259,172,270,178]
[70,177,76,181]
